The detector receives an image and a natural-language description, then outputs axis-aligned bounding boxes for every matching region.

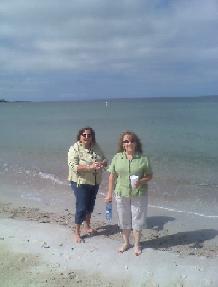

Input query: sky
[0,0,218,101]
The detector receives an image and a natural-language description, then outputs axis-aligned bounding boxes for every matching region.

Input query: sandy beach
[0,174,218,287]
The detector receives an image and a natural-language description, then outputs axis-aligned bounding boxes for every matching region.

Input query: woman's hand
[101,159,108,167]
[88,162,101,170]
[105,173,116,202]
[135,180,141,188]
[78,161,107,172]
[135,174,153,187]
[95,160,107,169]
[105,193,112,203]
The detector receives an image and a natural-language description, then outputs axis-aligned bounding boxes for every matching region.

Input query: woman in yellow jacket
[68,127,107,243]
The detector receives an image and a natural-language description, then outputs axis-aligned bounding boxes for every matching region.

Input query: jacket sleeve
[68,144,79,172]
[95,143,107,161]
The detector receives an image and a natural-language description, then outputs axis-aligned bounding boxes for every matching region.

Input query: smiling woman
[68,126,107,243]
[105,130,153,256]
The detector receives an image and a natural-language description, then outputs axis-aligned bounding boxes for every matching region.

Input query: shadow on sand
[81,215,218,252]
[146,216,175,230]
[81,224,120,240]
[141,229,218,250]
[82,216,175,240]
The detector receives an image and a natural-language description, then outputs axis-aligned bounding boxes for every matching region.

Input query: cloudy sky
[0,0,218,101]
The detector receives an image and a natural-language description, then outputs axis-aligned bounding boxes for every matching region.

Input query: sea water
[0,97,218,217]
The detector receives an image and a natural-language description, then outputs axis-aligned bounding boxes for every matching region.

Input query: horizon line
[1,94,218,103]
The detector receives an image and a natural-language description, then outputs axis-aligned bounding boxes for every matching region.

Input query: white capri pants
[115,193,148,231]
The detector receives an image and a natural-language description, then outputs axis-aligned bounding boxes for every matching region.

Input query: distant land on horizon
[1,95,218,103]
[0,99,32,103]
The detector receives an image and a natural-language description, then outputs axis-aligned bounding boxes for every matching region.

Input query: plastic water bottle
[105,202,112,221]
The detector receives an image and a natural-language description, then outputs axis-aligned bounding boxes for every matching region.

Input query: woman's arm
[68,146,97,172]
[95,143,108,168]
[77,162,98,172]
[105,173,117,202]
[135,174,153,188]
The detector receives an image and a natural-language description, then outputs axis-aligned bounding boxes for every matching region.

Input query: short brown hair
[76,127,96,144]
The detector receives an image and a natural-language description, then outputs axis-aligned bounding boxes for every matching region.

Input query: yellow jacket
[68,141,107,185]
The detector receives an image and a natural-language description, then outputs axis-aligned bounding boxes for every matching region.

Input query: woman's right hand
[105,193,112,203]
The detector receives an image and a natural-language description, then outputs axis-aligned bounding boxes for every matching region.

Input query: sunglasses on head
[82,133,92,138]
[123,140,135,144]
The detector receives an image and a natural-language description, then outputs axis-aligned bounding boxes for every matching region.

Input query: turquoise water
[0,98,218,216]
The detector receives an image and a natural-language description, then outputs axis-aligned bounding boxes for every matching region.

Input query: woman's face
[122,134,136,154]
[80,129,92,147]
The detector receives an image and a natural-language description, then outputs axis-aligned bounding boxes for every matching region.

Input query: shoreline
[149,204,218,219]
[1,199,218,258]
[1,164,217,218]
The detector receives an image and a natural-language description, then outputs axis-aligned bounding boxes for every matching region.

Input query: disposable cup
[130,175,139,188]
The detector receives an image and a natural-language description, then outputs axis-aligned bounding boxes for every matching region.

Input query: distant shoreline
[1,95,218,104]
[0,100,32,103]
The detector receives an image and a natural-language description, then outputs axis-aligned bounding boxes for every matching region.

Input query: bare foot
[75,234,83,243]
[134,245,142,256]
[118,243,130,253]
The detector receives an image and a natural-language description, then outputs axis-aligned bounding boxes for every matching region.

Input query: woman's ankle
[74,233,82,243]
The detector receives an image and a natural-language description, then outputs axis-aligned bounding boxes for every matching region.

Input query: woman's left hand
[135,175,153,187]
[135,180,141,188]
[95,160,107,169]
[94,162,104,170]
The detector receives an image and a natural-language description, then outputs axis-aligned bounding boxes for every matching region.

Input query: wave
[2,162,218,219]
[38,172,66,185]
[0,161,67,187]
[21,192,42,202]
[149,204,218,219]
[99,191,218,219]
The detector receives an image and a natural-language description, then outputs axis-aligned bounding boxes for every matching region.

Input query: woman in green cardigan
[105,131,152,256]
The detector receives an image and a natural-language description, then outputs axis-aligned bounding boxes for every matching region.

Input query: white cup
[130,175,139,188]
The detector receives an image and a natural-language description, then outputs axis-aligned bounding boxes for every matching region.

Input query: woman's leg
[84,184,99,233]
[131,193,148,255]
[116,196,132,252]
[133,230,142,256]
[75,224,82,243]
[84,213,94,233]
[71,182,87,243]
[119,229,131,252]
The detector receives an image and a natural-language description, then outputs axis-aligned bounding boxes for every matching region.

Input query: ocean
[0,97,218,217]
